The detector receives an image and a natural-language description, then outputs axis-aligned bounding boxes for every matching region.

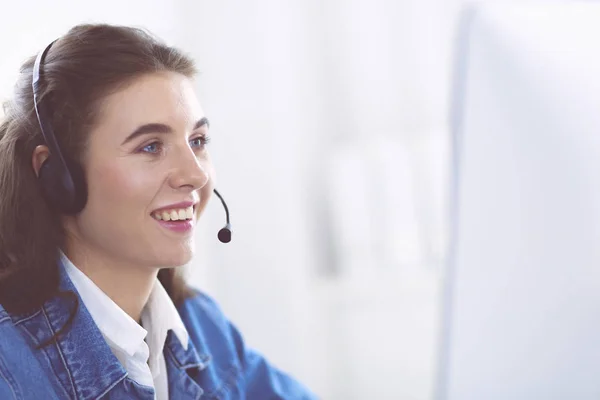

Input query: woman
[0,24,316,399]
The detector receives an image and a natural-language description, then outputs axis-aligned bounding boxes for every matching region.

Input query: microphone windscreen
[218,226,232,243]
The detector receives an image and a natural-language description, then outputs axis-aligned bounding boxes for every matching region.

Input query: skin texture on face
[62,71,214,273]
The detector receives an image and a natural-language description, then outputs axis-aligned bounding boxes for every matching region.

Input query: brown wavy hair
[0,24,197,320]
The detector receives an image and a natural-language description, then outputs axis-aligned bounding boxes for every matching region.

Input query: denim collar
[164,330,211,399]
[12,262,210,400]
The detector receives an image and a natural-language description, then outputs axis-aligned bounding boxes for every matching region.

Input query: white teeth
[153,206,194,221]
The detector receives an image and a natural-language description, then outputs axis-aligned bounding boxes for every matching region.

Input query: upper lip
[151,201,197,214]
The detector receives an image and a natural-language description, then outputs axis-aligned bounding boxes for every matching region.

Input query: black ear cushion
[38,156,87,214]
[65,157,87,213]
[38,158,63,210]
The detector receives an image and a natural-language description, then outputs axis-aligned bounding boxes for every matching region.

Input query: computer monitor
[437,3,600,399]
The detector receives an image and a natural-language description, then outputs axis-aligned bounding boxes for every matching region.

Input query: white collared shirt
[61,253,189,400]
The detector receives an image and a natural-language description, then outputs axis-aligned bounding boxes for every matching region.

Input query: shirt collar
[60,252,190,376]
[142,278,190,375]
[60,252,147,358]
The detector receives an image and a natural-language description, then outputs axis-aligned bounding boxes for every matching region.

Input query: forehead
[94,72,203,135]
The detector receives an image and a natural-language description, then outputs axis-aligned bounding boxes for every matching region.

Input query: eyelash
[139,136,211,154]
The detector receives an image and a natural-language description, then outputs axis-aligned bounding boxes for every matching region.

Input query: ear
[32,145,50,177]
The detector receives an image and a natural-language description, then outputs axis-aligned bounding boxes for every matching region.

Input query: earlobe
[32,145,50,177]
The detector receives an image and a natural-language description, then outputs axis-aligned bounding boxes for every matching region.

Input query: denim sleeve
[194,292,319,399]
[0,375,17,400]
[0,340,19,400]
[0,316,61,400]
[226,319,319,400]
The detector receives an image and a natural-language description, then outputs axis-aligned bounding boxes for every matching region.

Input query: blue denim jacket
[0,264,317,399]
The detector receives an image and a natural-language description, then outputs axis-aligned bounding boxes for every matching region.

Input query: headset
[32,40,232,243]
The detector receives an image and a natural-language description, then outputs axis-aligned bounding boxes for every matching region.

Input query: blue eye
[141,142,161,154]
[190,136,211,149]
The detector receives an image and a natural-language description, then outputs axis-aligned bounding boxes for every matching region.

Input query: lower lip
[155,219,194,233]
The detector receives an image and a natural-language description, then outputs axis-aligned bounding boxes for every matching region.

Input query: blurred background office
[2,1,595,399]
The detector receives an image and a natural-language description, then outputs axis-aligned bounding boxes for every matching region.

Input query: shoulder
[178,289,230,330]
[0,307,19,399]
[180,288,227,320]
[178,289,244,358]
[0,304,8,324]
[0,305,28,360]
[177,290,319,399]
[0,306,60,400]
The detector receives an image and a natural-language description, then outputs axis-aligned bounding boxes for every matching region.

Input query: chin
[153,250,193,269]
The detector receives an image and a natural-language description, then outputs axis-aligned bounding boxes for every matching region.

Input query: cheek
[76,162,164,254]
[196,173,215,218]
[86,162,160,213]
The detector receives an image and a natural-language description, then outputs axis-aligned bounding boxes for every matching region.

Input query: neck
[62,242,158,323]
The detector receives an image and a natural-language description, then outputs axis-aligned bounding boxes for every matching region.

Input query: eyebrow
[121,117,210,145]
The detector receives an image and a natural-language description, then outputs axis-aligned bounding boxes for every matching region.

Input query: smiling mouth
[151,205,195,221]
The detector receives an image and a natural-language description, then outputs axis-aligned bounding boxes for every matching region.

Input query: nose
[168,146,210,191]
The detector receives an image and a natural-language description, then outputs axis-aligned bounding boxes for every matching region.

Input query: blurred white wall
[0,1,475,399]
[439,3,600,399]
[0,1,186,98]
[179,1,460,398]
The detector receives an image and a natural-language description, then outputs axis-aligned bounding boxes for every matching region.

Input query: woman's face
[64,71,213,269]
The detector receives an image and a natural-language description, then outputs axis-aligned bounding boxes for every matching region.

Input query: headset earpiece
[37,154,86,214]
[33,40,87,215]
